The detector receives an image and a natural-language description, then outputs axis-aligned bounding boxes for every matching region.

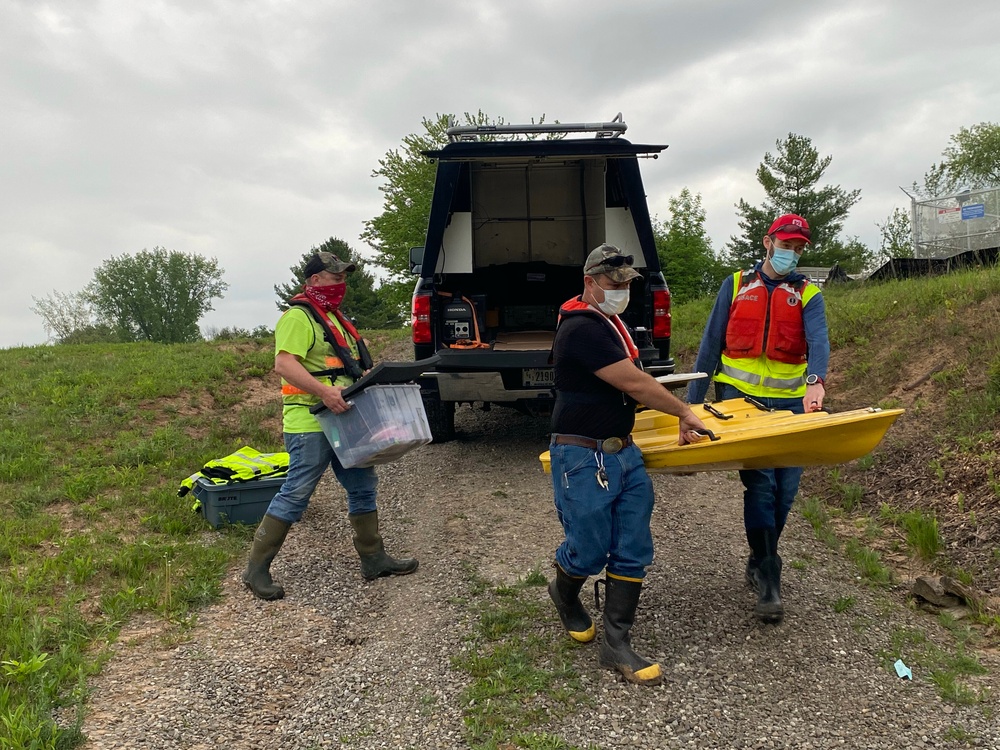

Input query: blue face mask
[770,248,800,276]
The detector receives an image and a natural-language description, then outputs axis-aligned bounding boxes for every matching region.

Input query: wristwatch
[806,374,825,386]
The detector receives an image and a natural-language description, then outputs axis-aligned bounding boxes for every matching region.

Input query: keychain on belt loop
[595,451,609,490]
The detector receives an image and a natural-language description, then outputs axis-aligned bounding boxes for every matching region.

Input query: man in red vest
[548,244,708,685]
[688,215,830,623]
[242,251,418,600]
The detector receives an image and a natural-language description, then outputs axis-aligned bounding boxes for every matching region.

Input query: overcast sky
[3,0,999,348]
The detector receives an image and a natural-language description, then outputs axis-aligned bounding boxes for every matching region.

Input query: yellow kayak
[540,397,904,475]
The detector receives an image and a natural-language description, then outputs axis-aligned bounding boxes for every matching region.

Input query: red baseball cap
[767,214,811,243]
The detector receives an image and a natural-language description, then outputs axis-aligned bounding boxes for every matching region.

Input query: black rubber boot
[745,527,768,592]
[349,511,419,581]
[598,575,661,686]
[242,514,291,600]
[753,528,784,623]
[745,555,761,592]
[548,564,595,643]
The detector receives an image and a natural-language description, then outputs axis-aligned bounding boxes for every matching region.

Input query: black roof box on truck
[424,114,667,160]
[423,139,667,161]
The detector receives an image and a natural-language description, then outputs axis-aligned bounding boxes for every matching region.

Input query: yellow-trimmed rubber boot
[598,574,662,686]
[548,564,596,643]
[349,511,419,581]
[242,514,291,600]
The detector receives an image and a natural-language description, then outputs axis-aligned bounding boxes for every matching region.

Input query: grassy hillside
[673,266,1000,616]
[0,330,408,749]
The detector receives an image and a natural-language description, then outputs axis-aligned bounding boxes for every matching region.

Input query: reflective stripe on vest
[717,362,807,391]
[201,446,288,482]
[281,356,344,395]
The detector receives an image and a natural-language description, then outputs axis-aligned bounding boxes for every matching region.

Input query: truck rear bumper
[422,372,553,402]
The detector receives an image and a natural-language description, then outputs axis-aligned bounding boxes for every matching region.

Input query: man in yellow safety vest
[688,214,830,623]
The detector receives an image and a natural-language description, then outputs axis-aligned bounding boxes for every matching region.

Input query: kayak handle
[693,428,720,442]
[702,402,734,420]
[743,396,775,412]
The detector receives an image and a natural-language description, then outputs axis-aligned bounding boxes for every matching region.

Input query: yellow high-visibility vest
[178,446,289,498]
[714,271,820,398]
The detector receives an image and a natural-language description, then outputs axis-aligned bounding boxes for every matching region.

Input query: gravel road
[79,406,1000,749]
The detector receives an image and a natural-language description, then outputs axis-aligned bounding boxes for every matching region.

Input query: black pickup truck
[409,116,675,441]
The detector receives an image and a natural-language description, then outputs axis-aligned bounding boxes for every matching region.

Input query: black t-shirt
[551,312,637,439]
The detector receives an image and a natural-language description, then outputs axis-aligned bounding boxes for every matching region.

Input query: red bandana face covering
[303,283,346,311]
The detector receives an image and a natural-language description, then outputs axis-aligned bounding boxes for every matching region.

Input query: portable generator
[441,295,486,344]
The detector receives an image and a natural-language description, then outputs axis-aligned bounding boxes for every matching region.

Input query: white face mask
[597,288,630,316]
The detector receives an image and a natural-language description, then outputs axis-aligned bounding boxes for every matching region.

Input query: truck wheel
[422,392,455,443]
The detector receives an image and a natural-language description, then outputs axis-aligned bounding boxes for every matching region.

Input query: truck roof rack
[446,112,627,142]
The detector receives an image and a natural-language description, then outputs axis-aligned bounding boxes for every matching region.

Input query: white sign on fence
[937,207,961,224]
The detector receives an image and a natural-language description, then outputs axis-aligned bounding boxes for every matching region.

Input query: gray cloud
[3,0,999,346]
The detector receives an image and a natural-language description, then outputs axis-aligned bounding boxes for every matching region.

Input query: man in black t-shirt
[547,244,707,687]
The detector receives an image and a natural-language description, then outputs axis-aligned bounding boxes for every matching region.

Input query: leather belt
[552,434,633,454]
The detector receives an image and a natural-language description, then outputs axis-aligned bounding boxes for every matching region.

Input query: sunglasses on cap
[770,224,811,241]
[586,254,634,272]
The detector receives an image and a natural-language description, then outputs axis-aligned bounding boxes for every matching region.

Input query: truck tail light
[652,288,671,339]
[412,291,432,344]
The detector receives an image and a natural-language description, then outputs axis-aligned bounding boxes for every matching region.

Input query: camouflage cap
[304,251,357,277]
[583,244,640,283]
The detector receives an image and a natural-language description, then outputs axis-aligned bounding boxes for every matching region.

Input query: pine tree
[274,237,402,329]
[725,133,863,270]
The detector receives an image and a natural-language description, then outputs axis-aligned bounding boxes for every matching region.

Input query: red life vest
[558,297,639,361]
[724,271,808,365]
[288,294,373,380]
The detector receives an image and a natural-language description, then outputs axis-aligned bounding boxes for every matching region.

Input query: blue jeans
[265,431,378,523]
[715,382,804,536]
[550,440,654,580]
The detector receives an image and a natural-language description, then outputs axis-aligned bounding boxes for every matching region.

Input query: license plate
[522,367,555,387]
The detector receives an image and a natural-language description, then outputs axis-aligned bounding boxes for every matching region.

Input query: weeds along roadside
[798,491,995,711]
[816,267,1000,620]
[0,331,409,749]
[451,565,597,750]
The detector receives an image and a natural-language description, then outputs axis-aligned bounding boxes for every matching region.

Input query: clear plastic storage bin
[314,384,432,468]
